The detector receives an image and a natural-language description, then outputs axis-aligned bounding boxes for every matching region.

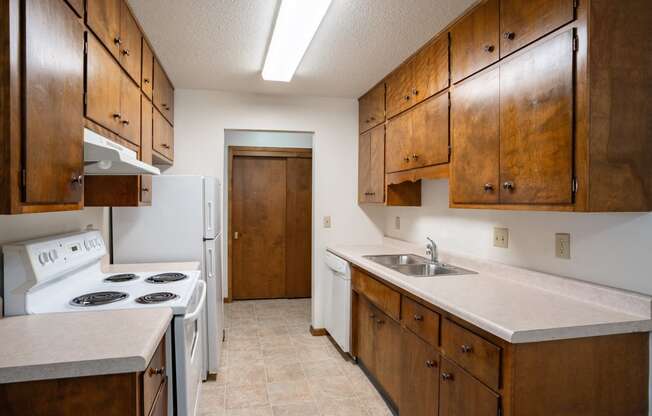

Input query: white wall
[225,130,313,148]
[169,89,384,327]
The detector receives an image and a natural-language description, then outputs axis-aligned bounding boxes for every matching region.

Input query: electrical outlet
[555,233,571,259]
[395,216,401,230]
[323,216,331,229]
[493,227,509,248]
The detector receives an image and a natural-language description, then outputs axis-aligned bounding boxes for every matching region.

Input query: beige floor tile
[317,398,370,416]
[271,402,319,416]
[301,359,343,379]
[200,384,226,411]
[257,325,289,337]
[225,384,269,409]
[226,339,262,352]
[265,362,305,383]
[263,347,302,366]
[358,396,393,416]
[310,376,357,401]
[290,334,328,348]
[286,324,311,335]
[260,334,294,350]
[229,349,265,366]
[226,364,267,386]
[298,345,334,362]
[226,406,274,416]
[267,381,314,406]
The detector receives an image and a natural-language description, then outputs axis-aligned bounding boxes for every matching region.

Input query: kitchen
[0,0,651,415]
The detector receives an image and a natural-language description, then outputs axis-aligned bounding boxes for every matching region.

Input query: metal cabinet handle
[503,31,515,40]
[369,313,376,319]
[413,314,423,321]
[370,116,375,121]
[425,360,436,368]
[404,156,410,162]
[114,36,122,45]
[71,174,83,185]
[148,366,165,377]
[113,113,122,120]
[365,118,370,123]
[484,44,495,52]
[122,48,130,56]
[404,95,411,101]
[121,119,130,125]
[483,183,494,192]
[376,319,385,325]
[162,144,170,149]
[141,187,150,193]
[411,154,419,160]
[234,231,239,240]
[441,372,454,381]
[460,344,473,353]
[144,78,150,84]
[412,88,419,95]
[503,181,515,191]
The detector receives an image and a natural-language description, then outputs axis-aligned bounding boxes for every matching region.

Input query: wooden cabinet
[351,268,401,320]
[118,2,142,85]
[141,40,154,99]
[358,125,384,204]
[120,74,142,146]
[386,92,449,173]
[372,307,402,405]
[450,0,499,83]
[354,294,376,373]
[439,357,500,416]
[402,296,440,347]
[401,330,440,416]
[500,0,575,57]
[65,0,84,17]
[86,0,121,59]
[153,59,174,124]
[153,109,174,161]
[358,82,385,133]
[140,97,154,204]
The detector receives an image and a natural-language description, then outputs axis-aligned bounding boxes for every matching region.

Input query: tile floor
[199,298,393,416]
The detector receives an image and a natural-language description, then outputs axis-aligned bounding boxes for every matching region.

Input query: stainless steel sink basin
[363,254,476,277]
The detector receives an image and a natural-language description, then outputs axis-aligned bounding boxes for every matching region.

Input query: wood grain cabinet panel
[86,34,123,136]
[500,0,575,57]
[119,75,141,146]
[499,30,574,205]
[385,110,412,173]
[153,109,173,161]
[140,97,153,204]
[86,0,121,59]
[118,2,142,86]
[439,357,500,416]
[354,295,376,373]
[64,0,84,17]
[386,64,414,119]
[412,34,449,105]
[402,296,440,347]
[358,125,385,204]
[23,0,84,204]
[359,83,385,133]
[450,0,499,83]
[352,268,401,321]
[450,68,500,204]
[373,306,402,406]
[141,40,154,99]
[153,59,174,124]
[401,330,440,416]
[411,92,449,169]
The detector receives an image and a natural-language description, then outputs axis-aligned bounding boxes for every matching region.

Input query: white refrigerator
[113,175,224,377]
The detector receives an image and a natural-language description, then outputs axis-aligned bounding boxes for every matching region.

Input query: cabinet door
[401,331,440,416]
[153,59,174,122]
[439,358,499,416]
[24,0,84,204]
[451,68,500,204]
[412,34,449,105]
[500,0,575,57]
[153,109,173,160]
[499,31,574,204]
[64,0,84,17]
[355,296,376,374]
[120,75,141,145]
[119,3,142,85]
[373,308,401,406]
[359,83,385,133]
[358,131,371,203]
[368,125,385,203]
[86,34,122,135]
[141,40,154,99]
[86,0,121,59]
[450,0,499,83]
[411,92,449,168]
[385,110,412,173]
[140,97,153,204]
[386,64,413,118]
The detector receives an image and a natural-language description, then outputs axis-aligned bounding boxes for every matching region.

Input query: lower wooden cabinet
[401,330,440,416]
[439,357,499,416]
[372,306,402,405]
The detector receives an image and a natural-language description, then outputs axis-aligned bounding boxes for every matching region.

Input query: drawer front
[143,336,166,416]
[441,319,500,389]
[352,268,401,321]
[402,296,440,347]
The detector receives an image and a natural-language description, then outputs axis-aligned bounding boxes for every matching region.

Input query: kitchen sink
[363,254,476,277]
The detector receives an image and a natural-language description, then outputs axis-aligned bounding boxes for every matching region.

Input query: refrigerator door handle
[207,201,213,232]
[208,248,214,279]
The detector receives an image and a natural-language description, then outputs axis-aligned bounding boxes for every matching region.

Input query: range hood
[84,128,160,175]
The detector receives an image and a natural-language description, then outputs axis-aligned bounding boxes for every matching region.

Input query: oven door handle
[184,280,206,322]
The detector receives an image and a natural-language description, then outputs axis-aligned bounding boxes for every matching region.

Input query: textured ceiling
[127,0,475,98]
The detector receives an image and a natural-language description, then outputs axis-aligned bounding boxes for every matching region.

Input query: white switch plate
[395,216,401,230]
[323,216,331,228]
[555,233,571,259]
[493,227,509,248]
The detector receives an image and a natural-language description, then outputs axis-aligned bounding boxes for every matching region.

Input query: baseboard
[309,326,328,336]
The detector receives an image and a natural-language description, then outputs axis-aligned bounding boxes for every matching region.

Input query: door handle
[234,231,239,240]
[207,201,213,231]
[208,248,214,278]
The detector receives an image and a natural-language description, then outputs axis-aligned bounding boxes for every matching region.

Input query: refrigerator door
[203,177,221,239]
[203,236,223,374]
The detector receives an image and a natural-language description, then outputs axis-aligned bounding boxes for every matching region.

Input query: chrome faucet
[426,237,438,263]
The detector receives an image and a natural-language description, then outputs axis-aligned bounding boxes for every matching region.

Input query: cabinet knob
[460,344,473,353]
[413,314,423,321]
[404,95,411,101]
[441,372,454,381]
[412,88,419,96]
[369,313,375,319]
[404,156,410,162]
[411,154,419,160]
[114,36,122,45]
[370,116,375,121]
[148,366,165,377]
[121,119,130,126]
[162,144,170,149]
[113,113,122,120]
[484,44,495,52]
[483,183,494,192]
[144,78,150,84]
[503,31,515,40]
[122,48,130,56]
[376,319,385,325]
[71,174,83,186]
[425,360,436,368]
[142,187,150,193]
[503,181,515,191]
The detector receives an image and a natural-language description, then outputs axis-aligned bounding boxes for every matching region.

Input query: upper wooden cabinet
[386,33,449,118]
[65,0,84,17]
[140,97,153,204]
[119,73,142,146]
[358,125,385,204]
[500,0,575,57]
[358,82,385,134]
[118,3,142,85]
[450,0,499,83]
[141,40,154,99]
[153,109,174,161]
[153,59,174,125]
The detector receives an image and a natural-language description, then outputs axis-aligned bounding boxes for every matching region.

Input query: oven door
[174,280,206,416]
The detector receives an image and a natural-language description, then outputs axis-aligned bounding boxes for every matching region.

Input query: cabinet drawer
[352,268,400,321]
[441,319,500,390]
[143,336,166,416]
[402,297,440,347]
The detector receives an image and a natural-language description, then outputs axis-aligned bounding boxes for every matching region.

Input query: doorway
[228,144,312,301]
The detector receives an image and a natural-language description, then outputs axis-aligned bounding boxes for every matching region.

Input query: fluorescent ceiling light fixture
[262,0,332,82]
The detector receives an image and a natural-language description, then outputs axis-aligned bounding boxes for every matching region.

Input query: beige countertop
[0,308,172,384]
[329,238,652,343]
[103,261,201,273]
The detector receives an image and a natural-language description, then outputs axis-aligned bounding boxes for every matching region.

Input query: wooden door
[119,3,142,86]
[141,40,154,99]
[500,0,575,57]
[385,110,412,173]
[153,110,173,160]
[232,157,287,299]
[359,83,385,133]
[23,0,84,204]
[368,125,385,203]
[86,34,122,135]
[499,30,574,204]
[120,75,141,145]
[386,64,413,118]
[450,0,499,83]
[355,295,376,374]
[373,308,402,406]
[358,130,372,203]
[140,97,153,204]
[451,68,500,204]
[153,59,173,123]
[86,0,121,59]
[401,330,440,416]
[411,92,449,168]
[412,34,449,105]
[439,358,499,416]
[285,157,312,298]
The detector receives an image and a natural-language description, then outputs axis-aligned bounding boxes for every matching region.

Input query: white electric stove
[2,230,205,416]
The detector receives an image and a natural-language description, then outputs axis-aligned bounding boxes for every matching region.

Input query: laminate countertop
[328,238,652,343]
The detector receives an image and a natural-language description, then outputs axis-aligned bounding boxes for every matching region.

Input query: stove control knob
[38,252,48,265]
[48,249,58,262]
[84,240,92,250]
[94,238,102,247]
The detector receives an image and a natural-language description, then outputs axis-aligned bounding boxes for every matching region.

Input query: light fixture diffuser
[262,0,332,82]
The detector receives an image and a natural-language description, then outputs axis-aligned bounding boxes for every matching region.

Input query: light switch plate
[395,216,400,230]
[555,233,571,259]
[493,227,509,248]
[323,216,331,228]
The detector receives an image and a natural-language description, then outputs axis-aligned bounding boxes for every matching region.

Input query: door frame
[227,146,313,302]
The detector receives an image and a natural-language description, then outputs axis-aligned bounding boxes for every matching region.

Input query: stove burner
[104,273,139,283]
[71,291,128,307]
[136,292,179,304]
[145,272,188,284]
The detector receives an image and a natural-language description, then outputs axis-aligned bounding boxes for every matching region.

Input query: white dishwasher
[324,251,351,353]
